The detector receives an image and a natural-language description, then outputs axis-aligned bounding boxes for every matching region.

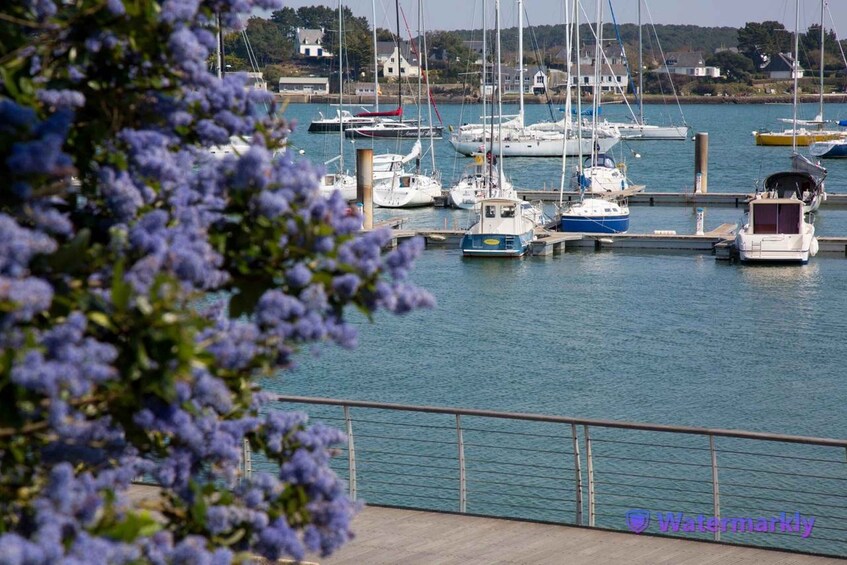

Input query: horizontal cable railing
[266,395,847,558]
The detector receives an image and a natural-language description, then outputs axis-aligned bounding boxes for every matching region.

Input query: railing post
[241,438,252,483]
[709,434,720,541]
[572,423,583,526]
[456,414,467,513]
[584,425,595,527]
[344,406,357,501]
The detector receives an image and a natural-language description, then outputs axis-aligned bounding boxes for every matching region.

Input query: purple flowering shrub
[0,1,433,563]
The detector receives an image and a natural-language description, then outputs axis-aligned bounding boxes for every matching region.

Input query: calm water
[276,101,847,436]
[261,102,847,554]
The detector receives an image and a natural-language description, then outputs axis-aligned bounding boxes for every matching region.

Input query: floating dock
[434,191,847,209]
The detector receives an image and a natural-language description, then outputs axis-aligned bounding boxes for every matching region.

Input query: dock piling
[356,148,373,230]
[694,133,709,193]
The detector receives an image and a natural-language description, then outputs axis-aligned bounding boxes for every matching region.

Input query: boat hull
[735,234,815,263]
[559,214,629,234]
[460,231,533,257]
[615,125,689,141]
[345,126,443,139]
[449,135,618,157]
[809,140,847,159]
[754,131,842,146]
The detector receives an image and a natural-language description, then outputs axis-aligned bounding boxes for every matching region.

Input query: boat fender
[616,162,627,173]
[810,237,819,257]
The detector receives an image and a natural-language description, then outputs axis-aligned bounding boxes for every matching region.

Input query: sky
[273,1,847,36]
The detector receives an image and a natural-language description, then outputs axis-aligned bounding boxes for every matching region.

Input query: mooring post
[695,207,705,235]
[694,133,708,193]
[356,148,373,230]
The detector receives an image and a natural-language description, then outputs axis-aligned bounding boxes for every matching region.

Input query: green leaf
[97,510,161,542]
[45,229,91,273]
[87,311,114,331]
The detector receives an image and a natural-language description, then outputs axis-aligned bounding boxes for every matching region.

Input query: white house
[662,52,720,78]
[296,28,330,58]
[376,41,419,78]
[762,53,804,80]
[572,64,629,93]
[278,76,329,95]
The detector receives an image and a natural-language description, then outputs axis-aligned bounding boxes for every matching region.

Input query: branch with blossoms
[0,0,433,562]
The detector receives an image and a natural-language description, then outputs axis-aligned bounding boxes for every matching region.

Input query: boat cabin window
[400,176,411,188]
[583,154,616,169]
[485,205,497,218]
[752,203,801,234]
[501,205,516,218]
[324,174,335,185]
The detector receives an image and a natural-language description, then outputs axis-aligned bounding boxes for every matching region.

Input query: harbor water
[264,102,847,554]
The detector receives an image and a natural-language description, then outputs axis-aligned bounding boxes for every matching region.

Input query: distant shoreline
[275,93,847,106]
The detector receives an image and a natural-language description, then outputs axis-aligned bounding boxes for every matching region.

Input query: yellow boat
[753,129,845,146]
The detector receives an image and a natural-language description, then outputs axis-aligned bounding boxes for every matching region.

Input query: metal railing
[265,395,847,557]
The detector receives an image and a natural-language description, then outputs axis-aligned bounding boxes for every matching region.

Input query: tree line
[226,5,847,91]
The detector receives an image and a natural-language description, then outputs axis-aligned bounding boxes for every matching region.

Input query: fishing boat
[735,193,817,263]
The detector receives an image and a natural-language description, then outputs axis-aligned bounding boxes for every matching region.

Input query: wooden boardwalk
[317,506,845,565]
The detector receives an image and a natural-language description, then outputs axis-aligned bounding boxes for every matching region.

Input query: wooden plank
[318,506,845,565]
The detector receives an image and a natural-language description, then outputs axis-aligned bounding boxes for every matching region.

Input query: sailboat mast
[216,13,224,79]
[820,0,825,121]
[792,0,799,154]
[396,0,402,111]
[518,0,524,127]
[591,0,602,165]
[416,0,422,145]
[495,0,504,195]
[481,0,487,138]
[420,0,437,171]
[339,0,345,171]
[559,0,575,205]
[372,0,379,111]
[638,0,643,125]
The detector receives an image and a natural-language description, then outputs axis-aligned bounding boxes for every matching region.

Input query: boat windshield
[584,154,616,169]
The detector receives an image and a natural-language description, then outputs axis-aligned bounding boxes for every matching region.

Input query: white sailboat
[448,0,620,158]
[370,0,442,208]
[319,0,356,202]
[595,0,689,141]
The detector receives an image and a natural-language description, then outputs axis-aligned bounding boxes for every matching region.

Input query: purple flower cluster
[0,0,434,562]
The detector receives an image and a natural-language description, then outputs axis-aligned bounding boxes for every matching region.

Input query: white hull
[448,173,515,210]
[736,232,816,263]
[612,123,689,141]
[320,173,357,202]
[449,133,618,157]
[373,173,441,208]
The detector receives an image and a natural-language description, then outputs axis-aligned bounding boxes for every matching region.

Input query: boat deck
[317,506,845,565]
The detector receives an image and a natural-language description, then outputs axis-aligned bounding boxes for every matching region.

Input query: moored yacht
[735,193,817,263]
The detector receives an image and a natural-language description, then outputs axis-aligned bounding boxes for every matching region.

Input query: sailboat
[461,0,544,257]
[557,0,630,234]
[319,0,357,201]
[754,0,844,147]
[595,0,689,141]
[448,0,620,158]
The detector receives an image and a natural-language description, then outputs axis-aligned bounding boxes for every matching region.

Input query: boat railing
[259,395,847,558]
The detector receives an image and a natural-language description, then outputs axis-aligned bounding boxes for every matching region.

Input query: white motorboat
[735,193,817,263]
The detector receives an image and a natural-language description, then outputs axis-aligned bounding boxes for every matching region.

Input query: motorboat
[461,197,539,257]
[762,155,826,215]
[344,120,443,140]
[735,193,817,263]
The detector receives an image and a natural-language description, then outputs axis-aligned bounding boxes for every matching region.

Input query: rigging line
[825,2,847,71]
[398,3,444,125]
[643,0,686,126]
[522,10,557,122]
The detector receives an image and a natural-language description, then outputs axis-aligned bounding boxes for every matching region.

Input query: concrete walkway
[317,506,845,565]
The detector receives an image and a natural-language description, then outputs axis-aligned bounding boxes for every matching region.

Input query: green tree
[737,21,791,68]
[706,51,754,83]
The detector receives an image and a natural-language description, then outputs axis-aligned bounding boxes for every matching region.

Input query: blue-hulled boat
[559,198,629,234]
[809,138,847,159]
[461,197,538,257]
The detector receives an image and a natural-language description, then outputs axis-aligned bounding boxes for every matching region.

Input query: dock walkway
[319,506,845,565]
